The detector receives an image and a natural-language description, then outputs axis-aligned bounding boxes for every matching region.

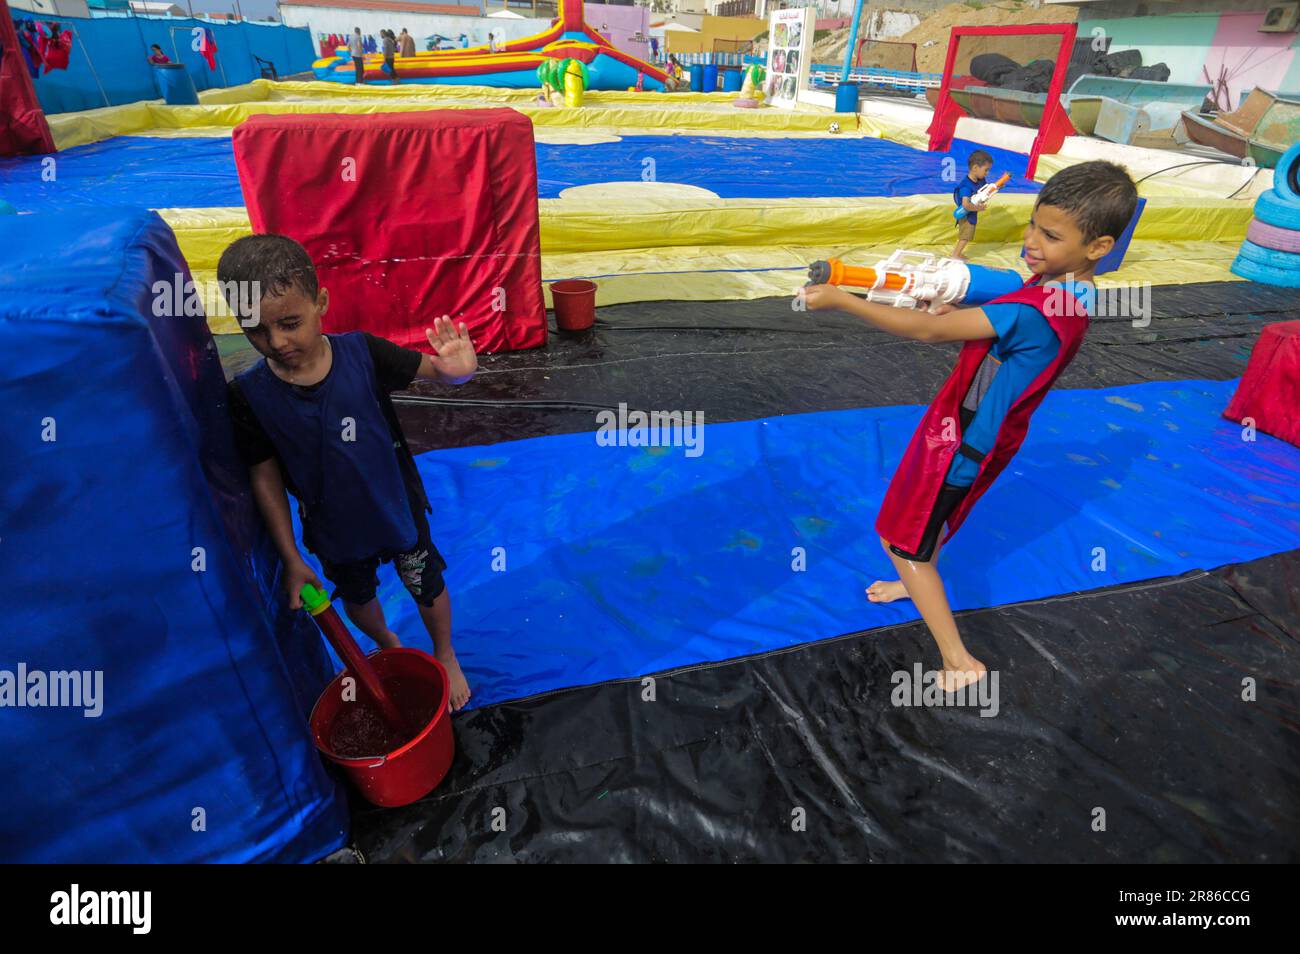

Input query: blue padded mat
[297,378,1300,710]
[0,135,1037,210]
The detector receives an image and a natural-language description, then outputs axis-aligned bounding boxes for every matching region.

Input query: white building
[278,0,546,49]
[129,1,187,14]
[9,0,92,15]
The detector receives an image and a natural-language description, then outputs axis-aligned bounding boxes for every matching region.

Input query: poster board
[765,5,814,108]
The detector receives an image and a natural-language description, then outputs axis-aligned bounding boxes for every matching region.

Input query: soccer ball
[828,122,841,134]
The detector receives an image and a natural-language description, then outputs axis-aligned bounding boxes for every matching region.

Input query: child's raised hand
[425,316,478,384]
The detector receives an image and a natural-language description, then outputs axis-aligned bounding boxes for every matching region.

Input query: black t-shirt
[228,332,428,515]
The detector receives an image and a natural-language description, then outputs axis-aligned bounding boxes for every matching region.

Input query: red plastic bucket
[309,648,454,808]
[551,279,597,331]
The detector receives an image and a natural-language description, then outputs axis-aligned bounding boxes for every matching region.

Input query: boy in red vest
[804,160,1138,691]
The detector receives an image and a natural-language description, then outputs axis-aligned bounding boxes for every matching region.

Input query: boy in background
[952,150,994,261]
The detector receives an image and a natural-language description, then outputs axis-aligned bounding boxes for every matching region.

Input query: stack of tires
[1233,141,1300,287]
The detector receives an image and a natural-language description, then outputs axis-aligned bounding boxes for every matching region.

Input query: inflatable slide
[312,0,670,91]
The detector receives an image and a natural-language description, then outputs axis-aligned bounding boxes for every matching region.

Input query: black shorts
[318,512,448,608]
[888,482,972,563]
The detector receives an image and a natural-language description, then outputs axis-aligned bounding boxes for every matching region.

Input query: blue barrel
[835,82,859,113]
[702,64,718,92]
[689,64,703,92]
[722,69,743,93]
[154,63,199,105]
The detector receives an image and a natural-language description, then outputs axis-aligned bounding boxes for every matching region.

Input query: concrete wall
[1078,7,1300,108]
[662,13,764,53]
[587,2,651,60]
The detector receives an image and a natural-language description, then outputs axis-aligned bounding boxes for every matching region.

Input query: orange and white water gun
[807,249,1023,310]
[954,171,1011,221]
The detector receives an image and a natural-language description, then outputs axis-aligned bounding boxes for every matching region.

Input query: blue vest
[236,332,417,564]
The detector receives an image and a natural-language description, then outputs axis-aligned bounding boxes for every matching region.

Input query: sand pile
[811,2,1078,73]
[903,1,1078,72]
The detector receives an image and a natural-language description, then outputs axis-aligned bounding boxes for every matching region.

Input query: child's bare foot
[866,579,910,603]
[374,629,402,650]
[436,649,472,711]
[939,658,987,692]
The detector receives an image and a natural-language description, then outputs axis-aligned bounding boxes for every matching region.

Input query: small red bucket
[551,279,597,331]
[309,648,454,808]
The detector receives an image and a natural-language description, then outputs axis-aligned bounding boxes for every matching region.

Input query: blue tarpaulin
[23,15,314,114]
[0,209,347,862]
[0,135,1036,210]
[310,379,1300,710]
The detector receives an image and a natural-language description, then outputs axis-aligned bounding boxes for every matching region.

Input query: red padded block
[1223,321,1300,448]
[232,110,545,353]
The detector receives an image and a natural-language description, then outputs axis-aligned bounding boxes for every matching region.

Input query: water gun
[301,582,410,735]
[807,249,1024,310]
[954,172,1011,221]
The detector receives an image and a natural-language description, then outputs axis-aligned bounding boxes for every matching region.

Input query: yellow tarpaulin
[163,192,1250,335]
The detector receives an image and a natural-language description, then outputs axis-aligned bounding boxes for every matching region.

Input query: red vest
[875,281,1089,555]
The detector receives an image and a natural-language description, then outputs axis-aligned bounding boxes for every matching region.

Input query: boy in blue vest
[804,161,1137,691]
[219,234,476,709]
[952,149,994,261]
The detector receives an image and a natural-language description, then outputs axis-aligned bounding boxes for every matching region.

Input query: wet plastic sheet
[295,377,1300,710]
[532,135,1036,199]
[0,208,347,862]
[356,549,1300,863]
[0,136,243,211]
[0,134,1034,211]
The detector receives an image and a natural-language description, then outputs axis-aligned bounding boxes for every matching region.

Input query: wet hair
[1036,160,1138,243]
[217,233,319,309]
[150,44,161,51]
[968,149,993,169]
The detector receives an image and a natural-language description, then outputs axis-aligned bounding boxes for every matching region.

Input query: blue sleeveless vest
[236,332,417,564]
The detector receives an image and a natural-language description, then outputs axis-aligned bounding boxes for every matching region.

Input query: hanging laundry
[37,23,71,73]
[15,19,44,80]
[198,27,217,71]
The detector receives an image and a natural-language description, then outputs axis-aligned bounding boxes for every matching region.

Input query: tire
[1231,251,1300,287]
[1246,217,1300,252]
[1235,238,1300,270]
[1270,140,1300,204]
[1253,189,1300,229]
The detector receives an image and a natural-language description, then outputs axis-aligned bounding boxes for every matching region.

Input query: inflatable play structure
[312,0,669,91]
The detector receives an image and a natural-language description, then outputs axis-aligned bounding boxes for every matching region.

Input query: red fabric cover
[1222,321,1300,448]
[875,283,1089,555]
[0,0,55,157]
[232,110,546,354]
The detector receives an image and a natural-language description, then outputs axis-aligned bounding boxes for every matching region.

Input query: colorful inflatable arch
[313,0,669,91]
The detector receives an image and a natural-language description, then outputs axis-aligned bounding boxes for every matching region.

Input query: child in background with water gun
[952,150,995,261]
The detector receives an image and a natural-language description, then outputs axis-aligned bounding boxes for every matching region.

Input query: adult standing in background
[382,30,399,83]
[349,27,365,85]
[399,28,416,58]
